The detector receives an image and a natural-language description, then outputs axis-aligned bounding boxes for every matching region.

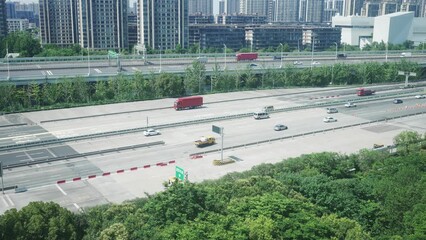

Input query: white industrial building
[332,12,426,48]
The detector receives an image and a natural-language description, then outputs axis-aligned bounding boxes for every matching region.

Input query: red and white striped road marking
[56,160,177,184]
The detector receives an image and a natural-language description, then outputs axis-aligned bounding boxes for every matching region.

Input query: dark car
[393,99,403,104]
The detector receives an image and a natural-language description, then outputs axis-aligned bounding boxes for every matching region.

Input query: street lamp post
[385,42,388,63]
[6,43,10,80]
[311,35,315,69]
[87,47,91,76]
[333,42,338,60]
[223,44,227,69]
[279,43,283,68]
[159,45,162,73]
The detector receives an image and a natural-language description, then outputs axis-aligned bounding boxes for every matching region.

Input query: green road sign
[212,125,222,134]
[175,166,185,181]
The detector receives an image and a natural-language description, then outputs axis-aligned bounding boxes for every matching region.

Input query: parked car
[312,61,321,65]
[293,61,303,65]
[326,107,338,114]
[274,124,288,131]
[344,102,357,108]
[143,128,160,136]
[393,99,403,104]
[249,63,258,67]
[415,95,425,99]
[323,117,337,123]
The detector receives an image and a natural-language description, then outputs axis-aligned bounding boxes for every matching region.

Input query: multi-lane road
[0,84,425,213]
[1,52,426,82]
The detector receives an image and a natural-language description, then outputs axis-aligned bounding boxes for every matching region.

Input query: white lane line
[5,194,14,206]
[1,196,9,207]
[73,203,82,212]
[46,70,53,75]
[94,68,102,73]
[56,184,67,195]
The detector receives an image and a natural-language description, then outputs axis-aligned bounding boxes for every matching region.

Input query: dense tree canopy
[1,131,425,239]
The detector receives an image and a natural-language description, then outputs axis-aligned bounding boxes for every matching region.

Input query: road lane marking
[36,65,41,69]
[46,70,53,75]
[1,196,9,207]
[73,203,83,212]
[56,184,67,195]
[41,71,46,76]
[94,68,102,73]
[132,67,139,71]
[5,194,14,206]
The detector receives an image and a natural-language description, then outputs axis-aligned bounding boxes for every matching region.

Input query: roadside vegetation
[0,60,423,113]
[0,131,425,239]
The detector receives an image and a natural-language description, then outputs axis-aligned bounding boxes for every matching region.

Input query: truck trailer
[236,53,258,61]
[174,96,203,110]
[357,88,375,96]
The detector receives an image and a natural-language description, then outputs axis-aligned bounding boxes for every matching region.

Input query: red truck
[174,96,203,110]
[236,53,258,61]
[357,88,375,96]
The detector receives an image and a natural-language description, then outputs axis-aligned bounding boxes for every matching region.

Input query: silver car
[323,117,337,123]
[274,124,288,131]
[143,128,160,136]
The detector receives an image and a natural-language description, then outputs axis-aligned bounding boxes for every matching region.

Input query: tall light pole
[223,44,227,69]
[333,42,338,60]
[87,47,91,76]
[385,42,388,63]
[279,43,283,68]
[311,34,315,70]
[6,42,10,80]
[159,45,162,73]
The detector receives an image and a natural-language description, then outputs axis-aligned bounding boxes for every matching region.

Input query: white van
[253,112,269,119]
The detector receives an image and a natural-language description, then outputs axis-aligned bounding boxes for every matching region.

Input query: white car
[293,61,303,65]
[344,102,357,108]
[415,95,425,99]
[143,128,160,136]
[312,61,321,65]
[326,107,338,114]
[323,117,337,123]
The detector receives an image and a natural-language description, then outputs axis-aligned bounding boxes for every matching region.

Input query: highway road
[0,85,425,213]
[1,52,426,82]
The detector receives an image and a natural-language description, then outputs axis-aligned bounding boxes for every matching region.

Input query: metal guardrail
[2,141,164,169]
[0,88,423,152]
[190,110,426,156]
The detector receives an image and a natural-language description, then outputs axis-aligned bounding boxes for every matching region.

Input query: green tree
[184,61,206,94]
[393,131,422,154]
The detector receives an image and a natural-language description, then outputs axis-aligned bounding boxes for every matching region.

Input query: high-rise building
[299,0,324,22]
[0,0,7,38]
[240,0,269,16]
[361,0,381,16]
[6,1,16,19]
[400,0,420,17]
[76,0,128,50]
[343,0,364,16]
[379,0,398,15]
[189,0,213,15]
[219,0,225,14]
[39,0,77,47]
[137,0,189,51]
[225,0,241,14]
[274,0,299,22]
